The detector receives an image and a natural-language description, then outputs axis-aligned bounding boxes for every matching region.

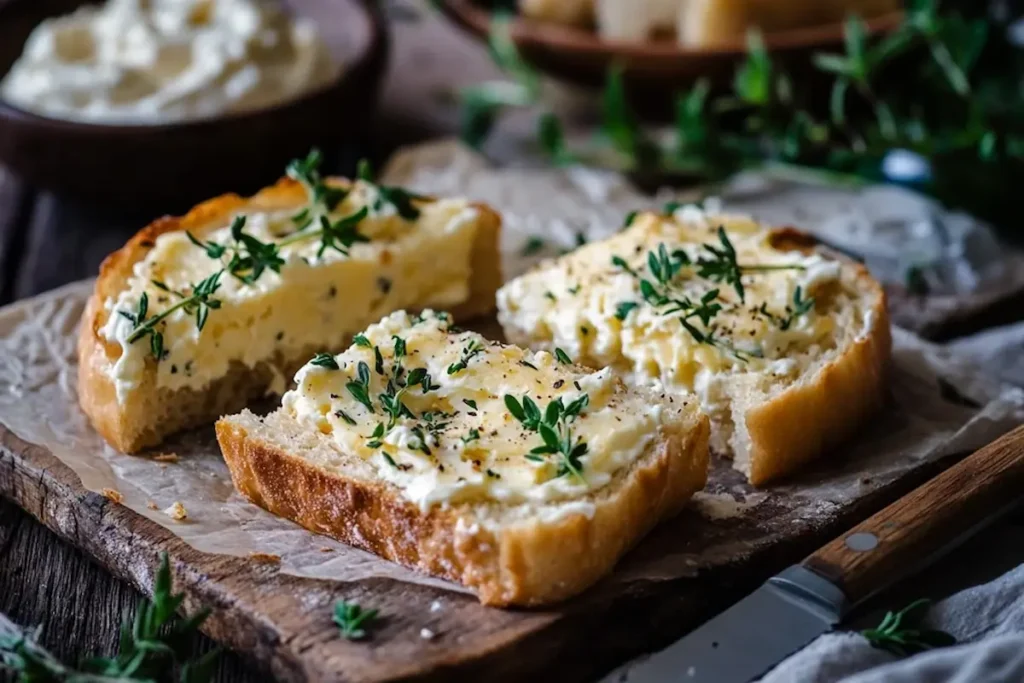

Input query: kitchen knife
[605,424,1024,683]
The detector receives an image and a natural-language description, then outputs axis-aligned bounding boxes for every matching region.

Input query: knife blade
[609,565,846,683]
[603,424,1024,683]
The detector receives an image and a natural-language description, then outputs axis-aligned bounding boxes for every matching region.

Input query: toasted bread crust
[78,179,502,453]
[215,413,709,607]
[745,262,890,485]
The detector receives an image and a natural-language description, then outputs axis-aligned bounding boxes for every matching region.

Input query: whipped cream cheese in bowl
[1,0,341,124]
[0,0,387,203]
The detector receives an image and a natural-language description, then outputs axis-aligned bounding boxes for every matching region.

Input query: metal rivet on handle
[845,532,879,552]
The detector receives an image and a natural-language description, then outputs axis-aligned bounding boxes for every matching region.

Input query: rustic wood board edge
[0,420,987,683]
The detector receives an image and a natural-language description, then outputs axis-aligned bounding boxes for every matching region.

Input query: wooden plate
[0,0,389,207]
[438,0,904,91]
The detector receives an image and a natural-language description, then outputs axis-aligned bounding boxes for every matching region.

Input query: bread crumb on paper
[320,547,334,553]
[101,488,123,503]
[163,501,188,521]
[153,452,179,463]
[249,552,281,564]
[146,501,159,510]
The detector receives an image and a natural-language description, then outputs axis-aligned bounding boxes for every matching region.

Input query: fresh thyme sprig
[346,361,374,412]
[860,599,956,657]
[758,286,816,330]
[612,246,724,350]
[697,227,806,303]
[612,229,806,358]
[123,272,223,360]
[187,216,286,286]
[0,553,218,683]
[287,148,348,212]
[356,159,427,221]
[447,340,485,375]
[333,601,379,641]
[505,393,589,480]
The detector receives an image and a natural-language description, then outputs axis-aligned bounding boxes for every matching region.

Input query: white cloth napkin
[761,563,1024,683]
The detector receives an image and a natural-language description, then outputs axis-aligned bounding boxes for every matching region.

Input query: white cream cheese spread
[498,207,865,409]
[283,310,677,511]
[1,0,339,123]
[99,175,481,405]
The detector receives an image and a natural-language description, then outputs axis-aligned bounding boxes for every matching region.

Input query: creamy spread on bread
[1,0,338,123]
[99,181,480,405]
[283,311,679,511]
[498,208,867,430]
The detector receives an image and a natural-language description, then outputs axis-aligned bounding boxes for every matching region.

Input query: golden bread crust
[744,262,890,485]
[215,413,709,607]
[77,179,502,453]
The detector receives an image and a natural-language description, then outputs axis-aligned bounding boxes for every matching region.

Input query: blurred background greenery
[457,0,1024,236]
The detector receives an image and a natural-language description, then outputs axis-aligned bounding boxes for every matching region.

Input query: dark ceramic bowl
[438,0,903,92]
[0,0,389,206]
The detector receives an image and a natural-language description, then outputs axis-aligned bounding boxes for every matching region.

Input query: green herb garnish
[758,286,816,331]
[311,353,340,370]
[288,148,348,211]
[448,339,484,375]
[613,247,724,351]
[696,227,805,303]
[353,334,372,348]
[333,601,379,641]
[463,399,478,410]
[860,599,956,657]
[356,159,426,221]
[614,301,639,321]
[346,361,374,412]
[367,423,386,449]
[521,236,546,256]
[505,393,589,480]
[0,553,218,682]
[462,428,481,444]
[554,348,572,364]
[125,272,223,360]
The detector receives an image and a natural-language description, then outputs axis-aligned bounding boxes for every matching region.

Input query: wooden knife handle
[803,424,1024,607]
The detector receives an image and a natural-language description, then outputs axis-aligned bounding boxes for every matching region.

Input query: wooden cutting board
[1,414,1010,682]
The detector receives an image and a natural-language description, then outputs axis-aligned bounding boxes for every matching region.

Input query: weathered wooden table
[1,7,1023,683]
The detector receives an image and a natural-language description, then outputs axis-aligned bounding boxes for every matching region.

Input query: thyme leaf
[333,601,379,641]
[448,339,485,375]
[0,553,217,682]
[505,393,589,481]
[860,599,956,657]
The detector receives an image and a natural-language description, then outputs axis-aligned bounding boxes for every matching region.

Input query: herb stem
[126,283,214,343]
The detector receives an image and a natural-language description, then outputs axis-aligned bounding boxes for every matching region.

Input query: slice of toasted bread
[216,310,709,606]
[497,208,890,486]
[79,171,502,453]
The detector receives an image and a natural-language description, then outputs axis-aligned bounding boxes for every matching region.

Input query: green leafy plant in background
[860,598,957,656]
[460,0,1024,230]
[0,554,218,682]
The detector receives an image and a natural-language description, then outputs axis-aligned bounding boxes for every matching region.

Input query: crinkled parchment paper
[0,141,1022,591]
